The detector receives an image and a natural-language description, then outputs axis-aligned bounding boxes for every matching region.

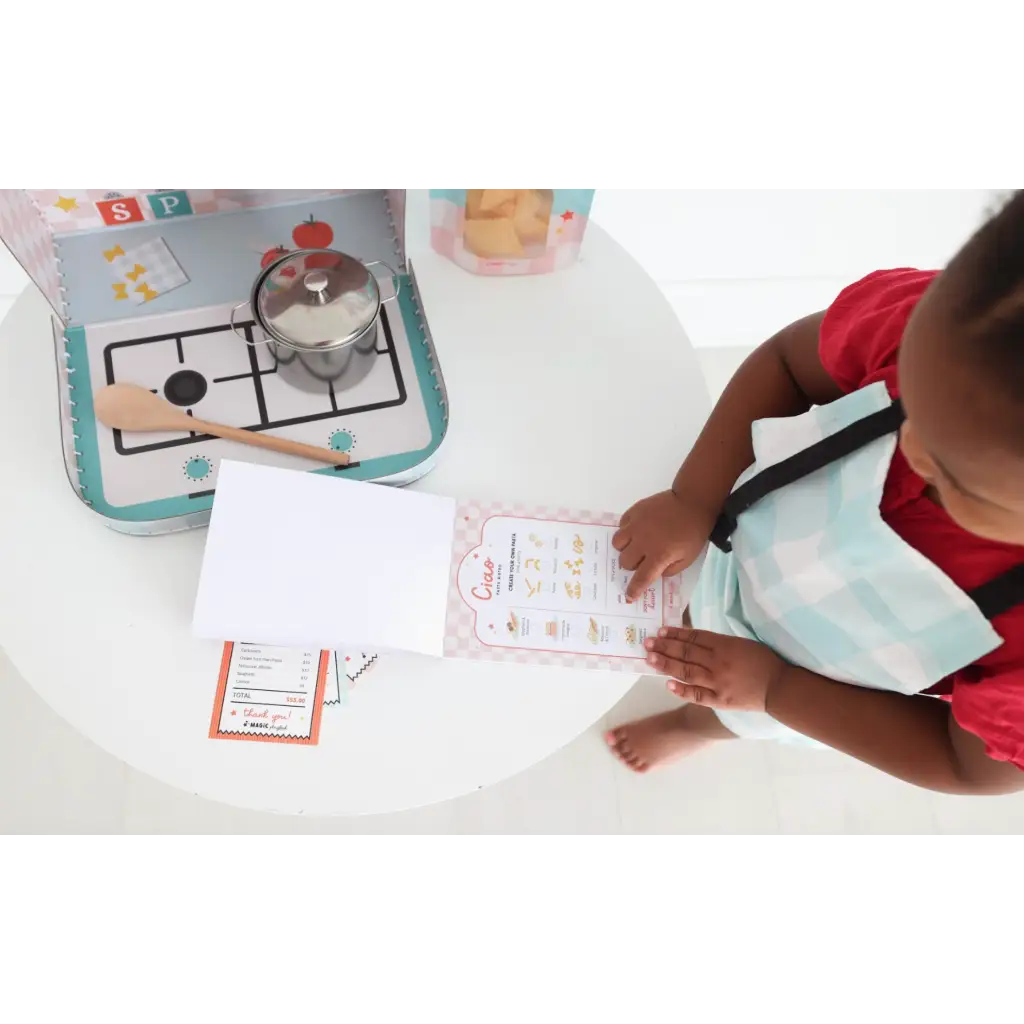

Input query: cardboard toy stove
[0,189,448,535]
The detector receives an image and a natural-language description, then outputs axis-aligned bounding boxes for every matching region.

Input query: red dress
[821,269,1024,768]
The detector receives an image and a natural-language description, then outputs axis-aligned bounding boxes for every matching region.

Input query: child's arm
[615,313,842,600]
[767,666,1024,795]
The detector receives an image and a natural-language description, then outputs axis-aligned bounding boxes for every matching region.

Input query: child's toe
[606,728,648,772]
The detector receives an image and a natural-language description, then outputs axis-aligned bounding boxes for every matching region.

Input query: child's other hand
[613,490,715,601]
[644,627,786,712]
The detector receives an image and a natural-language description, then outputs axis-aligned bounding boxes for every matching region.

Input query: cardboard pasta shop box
[429,189,595,276]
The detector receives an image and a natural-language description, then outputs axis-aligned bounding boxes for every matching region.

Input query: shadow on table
[602,673,681,728]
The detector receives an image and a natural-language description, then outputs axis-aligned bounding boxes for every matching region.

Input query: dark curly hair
[941,190,1024,400]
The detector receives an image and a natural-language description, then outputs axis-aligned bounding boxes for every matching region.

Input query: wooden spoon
[94,383,350,467]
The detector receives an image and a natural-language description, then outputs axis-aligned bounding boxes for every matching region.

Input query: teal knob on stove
[184,456,211,481]
[329,430,354,453]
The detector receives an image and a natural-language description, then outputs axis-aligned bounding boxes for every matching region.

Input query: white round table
[0,206,710,815]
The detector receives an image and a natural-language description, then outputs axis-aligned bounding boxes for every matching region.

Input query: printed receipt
[209,642,329,744]
[456,516,681,660]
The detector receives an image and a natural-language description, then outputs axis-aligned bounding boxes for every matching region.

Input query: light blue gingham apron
[689,382,1006,742]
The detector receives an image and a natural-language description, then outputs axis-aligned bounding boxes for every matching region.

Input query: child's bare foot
[605,703,734,772]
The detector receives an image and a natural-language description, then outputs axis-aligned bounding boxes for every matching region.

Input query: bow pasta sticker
[106,237,188,305]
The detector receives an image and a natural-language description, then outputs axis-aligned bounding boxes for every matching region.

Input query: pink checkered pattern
[444,501,652,672]
[25,190,356,233]
[0,190,63,316]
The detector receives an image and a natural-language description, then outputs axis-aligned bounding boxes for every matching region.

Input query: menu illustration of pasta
[445,503,690,669]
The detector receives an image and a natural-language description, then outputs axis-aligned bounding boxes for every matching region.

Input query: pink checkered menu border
[444,501,653,672]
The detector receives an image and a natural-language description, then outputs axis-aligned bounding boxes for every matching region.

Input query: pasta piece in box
[430,189,594,276]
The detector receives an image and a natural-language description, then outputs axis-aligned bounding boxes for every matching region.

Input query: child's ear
[899,420,937,484]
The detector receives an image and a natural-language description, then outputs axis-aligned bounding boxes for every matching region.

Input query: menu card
[446,502,693,670]
[193,462,697,671]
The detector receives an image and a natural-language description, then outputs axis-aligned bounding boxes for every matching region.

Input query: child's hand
[644,627,786,712]
[613,490,715,601]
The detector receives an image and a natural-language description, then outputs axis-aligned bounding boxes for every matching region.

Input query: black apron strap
[704,396,1024,622]
[710,399,906,553]
[968,564,1024,621]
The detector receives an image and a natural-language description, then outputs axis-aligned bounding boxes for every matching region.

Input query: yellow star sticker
[54,195,78,213]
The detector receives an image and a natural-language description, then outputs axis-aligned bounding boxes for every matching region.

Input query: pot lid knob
[303,270,330,303]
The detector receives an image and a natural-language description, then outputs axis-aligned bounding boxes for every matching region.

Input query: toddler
[608,192,1024,794]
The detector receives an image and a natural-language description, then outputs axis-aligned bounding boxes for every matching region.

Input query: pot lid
[257,249,381,351]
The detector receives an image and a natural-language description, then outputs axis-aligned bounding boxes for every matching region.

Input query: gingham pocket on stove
[107,236,189,305]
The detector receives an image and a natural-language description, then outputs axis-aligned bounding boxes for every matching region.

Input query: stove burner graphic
[164,369,208,407]
[102,306,407,459]
[86,295,436,514]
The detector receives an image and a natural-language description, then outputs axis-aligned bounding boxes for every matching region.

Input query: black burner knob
[164,369,208,407]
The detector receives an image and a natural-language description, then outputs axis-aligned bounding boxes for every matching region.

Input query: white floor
[4,345,1024,834]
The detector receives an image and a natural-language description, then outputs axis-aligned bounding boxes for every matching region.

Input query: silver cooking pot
[230,248,399,394]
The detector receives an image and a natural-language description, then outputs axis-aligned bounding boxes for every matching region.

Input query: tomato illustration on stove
[260,245,297,279]
[257,245,296,294]
[292,215,333,250]
[260,245,288,269]
[304,251,338,269]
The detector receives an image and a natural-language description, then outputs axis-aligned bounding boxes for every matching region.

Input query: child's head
[899,191,1024,544]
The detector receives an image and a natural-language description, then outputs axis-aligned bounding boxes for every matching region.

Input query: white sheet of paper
[192,460,457,657]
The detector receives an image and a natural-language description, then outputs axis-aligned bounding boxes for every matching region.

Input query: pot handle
[229,302,272,346]
[364,260,401,303]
